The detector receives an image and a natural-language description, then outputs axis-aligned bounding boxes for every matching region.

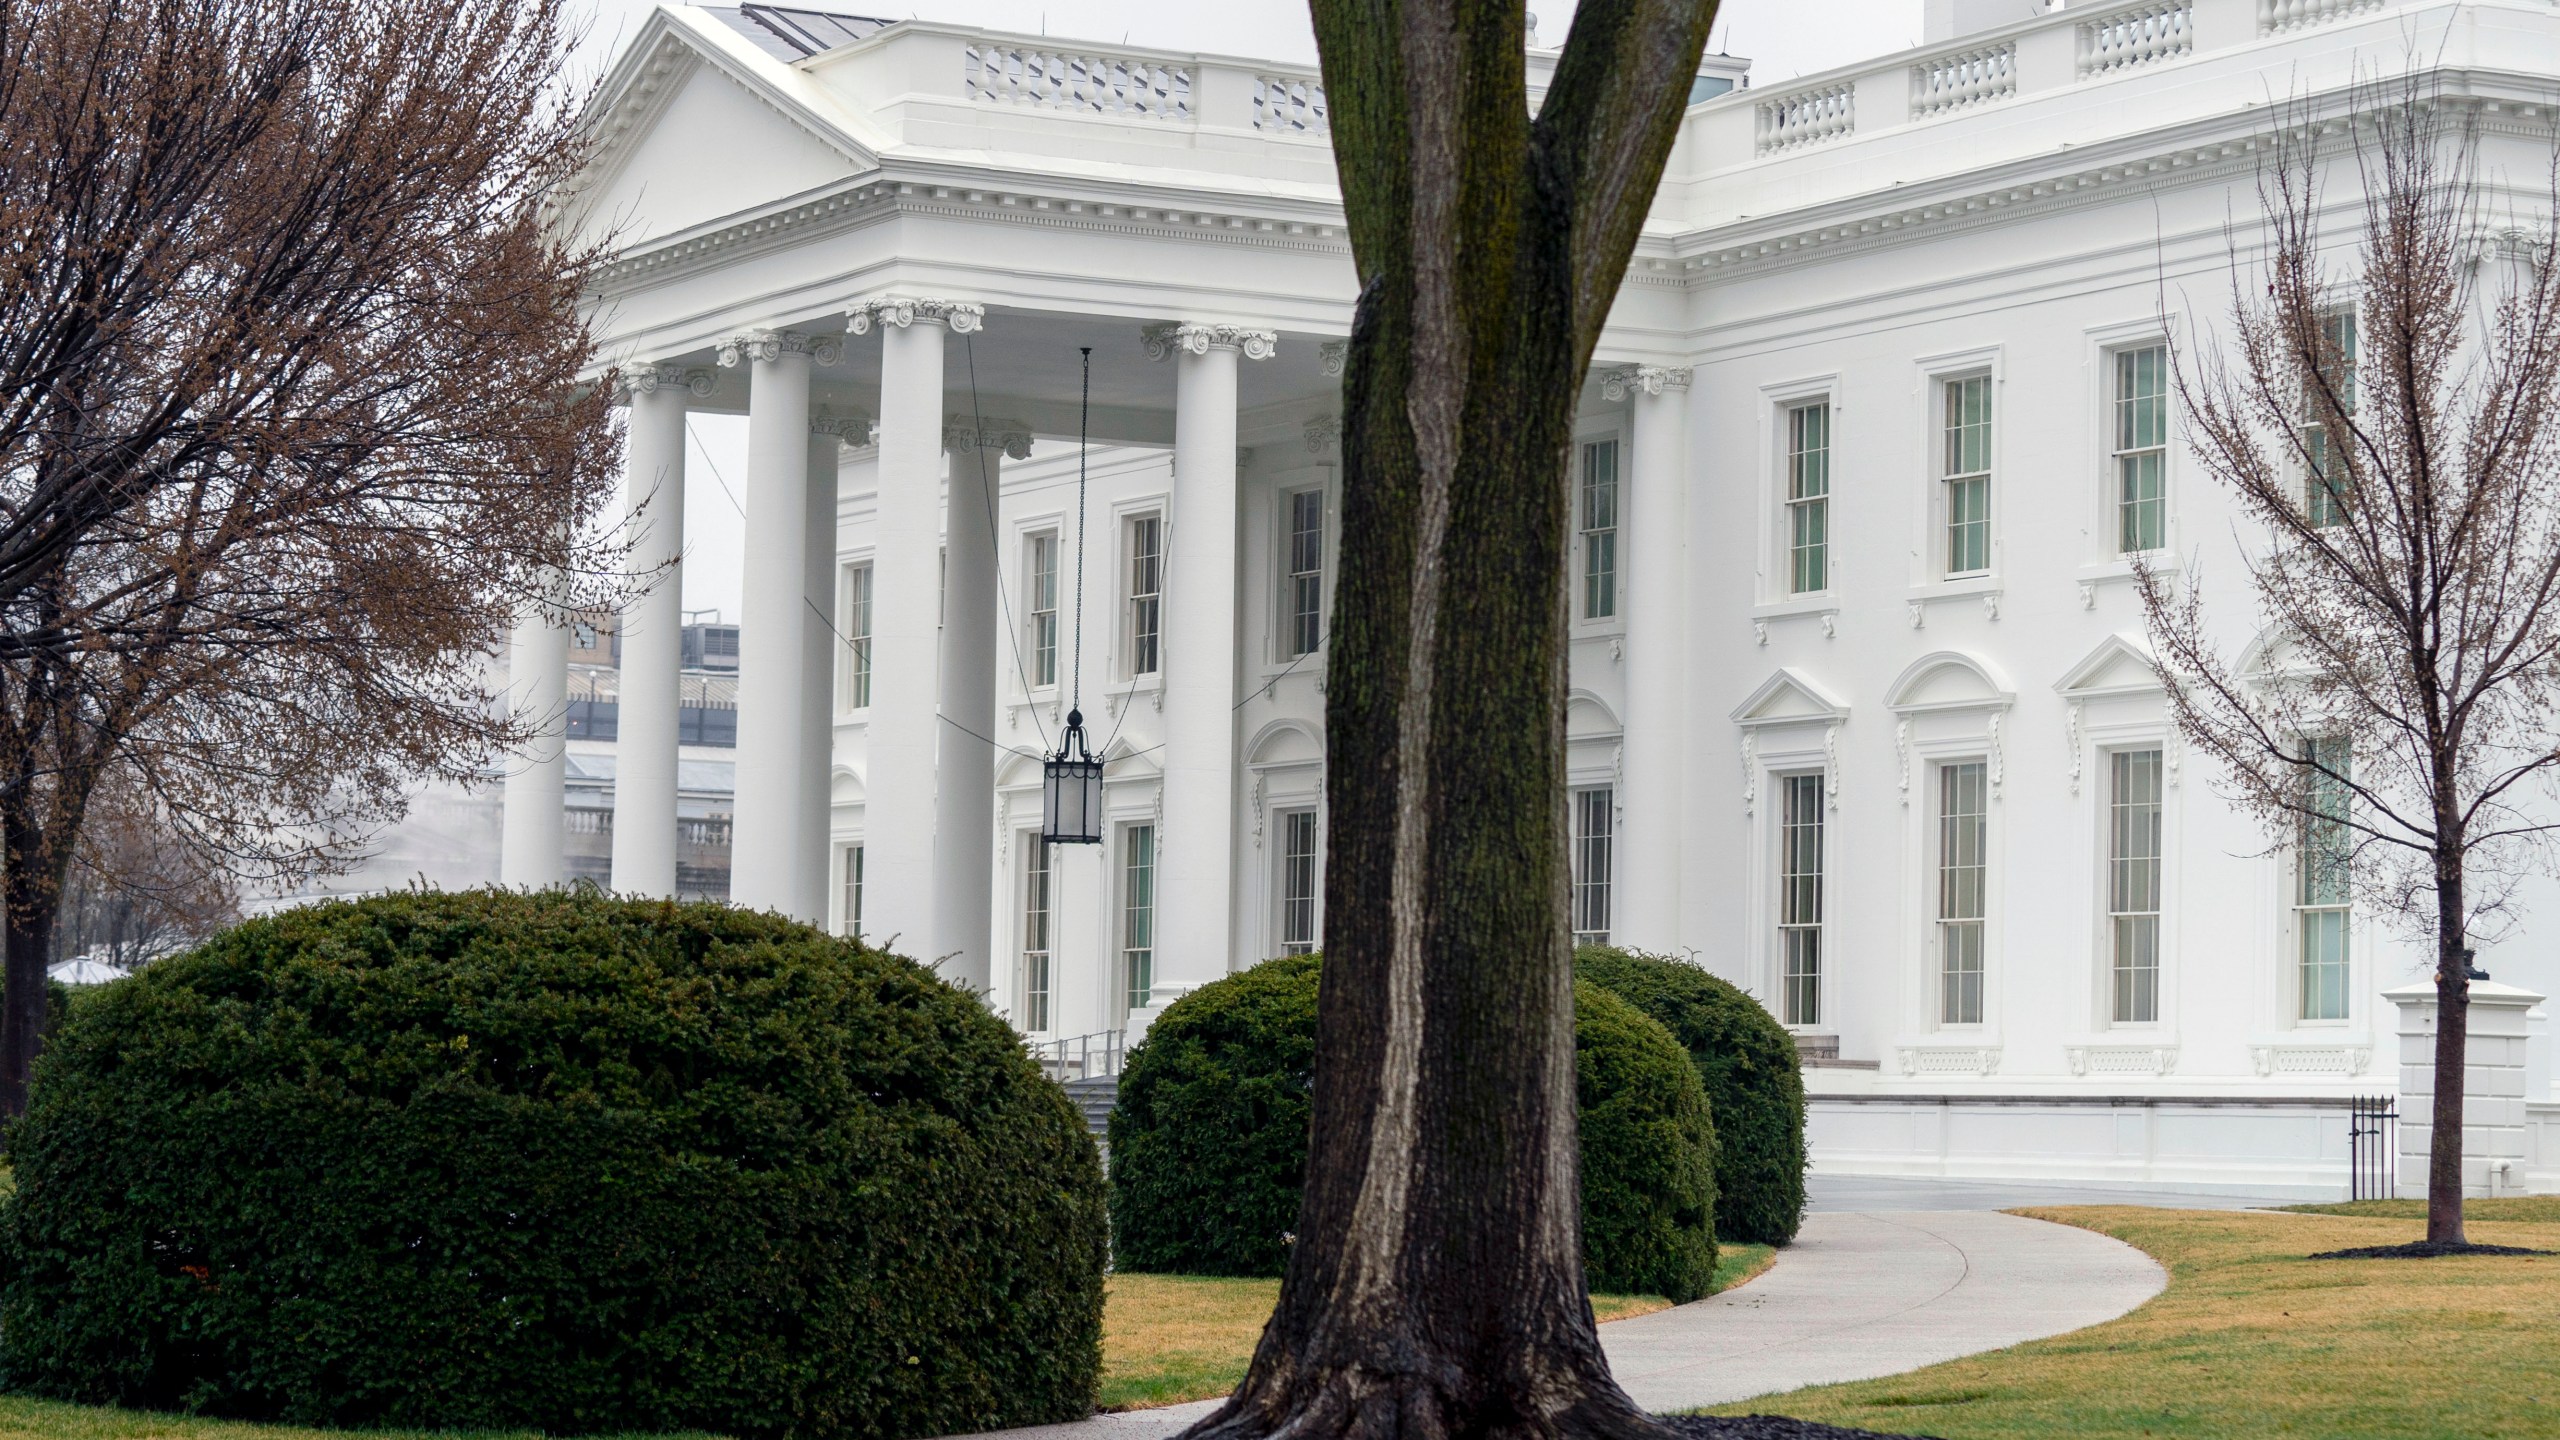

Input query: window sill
[1104,676,1164,717]
[1906,575,2003,626]
[1752,593,1839,619]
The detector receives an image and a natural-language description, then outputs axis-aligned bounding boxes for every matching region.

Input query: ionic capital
[846,297,985,335]
[1142,321,1277,362]
[613,364,715,403]
[1304,412,1341,452]
[812,406,874,445]
[715,330,841,368]
[1600,364,1693,401]
[1319,340,1347,377]
[942,414,1034,459]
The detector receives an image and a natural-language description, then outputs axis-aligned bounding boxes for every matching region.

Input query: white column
[499,599,568,887]
[1148,322,1274,997]
[609,366,701,898]
[799,412,859,925]
[1608,364,1693,953]
[936,415,1031,993]
[721,329,829,919]
[851,297,983,969]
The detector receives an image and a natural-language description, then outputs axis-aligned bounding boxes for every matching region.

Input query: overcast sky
[575,0,1927,621]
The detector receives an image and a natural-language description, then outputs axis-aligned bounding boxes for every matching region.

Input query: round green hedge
[1108,955,1718,1301]
[1574,946,1807,1245]
[0,889,1107,1439]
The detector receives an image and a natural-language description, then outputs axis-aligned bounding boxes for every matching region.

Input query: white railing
[1911,42,2016,119]
[962,45,1192,121]
[1253,74,1328,135]
[2258,0,2385,33]
[2080,0,2194,78]
[1756,82,1855,155]
[1032,1028,1126,1080]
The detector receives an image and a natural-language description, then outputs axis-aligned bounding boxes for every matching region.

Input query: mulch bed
[2309,1240,2557,1260]
[1663,1415,1942,1440]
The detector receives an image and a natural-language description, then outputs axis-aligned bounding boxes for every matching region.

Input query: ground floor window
[1937,761,1988,1025]
[1572,786,1614,946]
[840,844,863,939]
[1021,837,1053,1033]
[2298,738,2354,1021]
[2108,748,2164,1024]
[1280,810,1320,955]
[1779,773,1823,1026]
[1123,823,1155,1012]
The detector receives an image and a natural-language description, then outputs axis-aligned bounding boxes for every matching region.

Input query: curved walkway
[970,1207,2164,1440]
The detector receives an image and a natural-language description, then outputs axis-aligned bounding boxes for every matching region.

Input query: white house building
[505,0,2560,1194]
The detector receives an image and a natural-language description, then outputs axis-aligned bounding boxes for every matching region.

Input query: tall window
[1126,514,1164,676]
[2298,738,2353,1021]
[2108,749,2165,1023]
[1580,439,1619,620]
[1123,824,1156,1013]
[1937,761,1989,1025]
[1778,773,1823,1026]
[1787,402,1830,594]
[2114,344,2169,553]
[840,844,864,938]
[1027,532,1058,688]
[1942,375,1992,575]
[1285,489,1325,658]
[1572,787,1614,945]
[842,563,873,710]
[2303,310,2358,528]
[1280,810,1320,954]
[1021,838,1052,1033]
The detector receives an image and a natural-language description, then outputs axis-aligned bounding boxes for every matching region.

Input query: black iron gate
[2348,1095,2397,1201]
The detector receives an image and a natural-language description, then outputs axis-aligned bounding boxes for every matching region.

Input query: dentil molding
[1142,321,1277,362]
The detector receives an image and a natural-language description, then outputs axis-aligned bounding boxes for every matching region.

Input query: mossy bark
[1184,3,1718,1438]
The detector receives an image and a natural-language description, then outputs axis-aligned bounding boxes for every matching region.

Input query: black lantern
[1042,708,1105,845]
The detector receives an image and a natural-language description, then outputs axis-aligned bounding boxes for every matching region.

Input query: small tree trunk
[2427,847,2468,1244]
[0,823,58,1118]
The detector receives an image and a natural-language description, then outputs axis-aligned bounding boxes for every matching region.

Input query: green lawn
[1700,1203,2560,1440]
[1101,1242,1780,1411]
[0,1398,714,1440]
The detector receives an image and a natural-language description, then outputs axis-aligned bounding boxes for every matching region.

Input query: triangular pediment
[2054,633,2162,698]
[1731,668,1848,728]
[1884,651,2013,714]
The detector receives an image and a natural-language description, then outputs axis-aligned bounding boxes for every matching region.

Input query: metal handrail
[1031,1028,1126,1081]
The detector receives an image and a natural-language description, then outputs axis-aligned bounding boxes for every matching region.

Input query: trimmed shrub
[1575,945,1807,1245]
[0,889,1107,1440]
[1109,955,1719,1301]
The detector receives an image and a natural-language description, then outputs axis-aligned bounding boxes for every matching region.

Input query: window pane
[1129,516,1163,675]
[1287,490,1325,658]
[845,564,873,709]
[2296,737,2353,1020]
[1124,825,1155,1012]
[1779,773,1823,1026]
[1788,403,1830,595]
[841,845,864,938]
[2108,749,2164,1024]
[1943,377,1992,574]
[1573,788,1614,945]
[1029,534,1058,687]
[1022,838,1052,1033]
[1938,762,1988,1025]
[2302,312,2357,527]
[1581,441,1618,619]
[1281,811,1320,954]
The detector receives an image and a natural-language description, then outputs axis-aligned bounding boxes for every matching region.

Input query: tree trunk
[1187,4,1714,1438]
[1,803,59,1119]
[2427,849,2468,1245]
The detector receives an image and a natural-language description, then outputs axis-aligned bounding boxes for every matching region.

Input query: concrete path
[967,1207,2165,1440]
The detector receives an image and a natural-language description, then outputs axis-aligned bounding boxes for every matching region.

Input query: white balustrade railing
[1253,74,1328,135]
[1911,42,2016,119]
[963,44,1192,121]
[2258,0,2385,33]
[2080,0,2194,78]
[1756,82,1855,155]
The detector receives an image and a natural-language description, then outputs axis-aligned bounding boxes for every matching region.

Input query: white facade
[527,0,2560,1193]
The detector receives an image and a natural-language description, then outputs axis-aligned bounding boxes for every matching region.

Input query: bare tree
[2142,86,2560,1248]
[50,777,240,971]
[0,0,623,1114]
[1192,3,1718,1438]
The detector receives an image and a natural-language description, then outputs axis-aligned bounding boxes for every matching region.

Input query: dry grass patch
[1103,1243,1779,1411]
[0,1397,705,1440]
[1703,1205,2560,1440]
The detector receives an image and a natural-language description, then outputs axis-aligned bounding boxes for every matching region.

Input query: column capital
[813,405,874,444]
[1304,412,1340,452]
[846,296,985,335]
[716,330,843,368]
[613,364,715,402]
[942,414,1034,459]
[1143,320,1277,362]
[1600,364,1692,401]
[1319,340,1347,376]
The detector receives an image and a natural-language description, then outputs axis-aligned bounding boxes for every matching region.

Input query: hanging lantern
[1043,708,1105,845]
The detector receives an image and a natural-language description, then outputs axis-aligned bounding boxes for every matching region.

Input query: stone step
[1062,1074,1118,1139]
